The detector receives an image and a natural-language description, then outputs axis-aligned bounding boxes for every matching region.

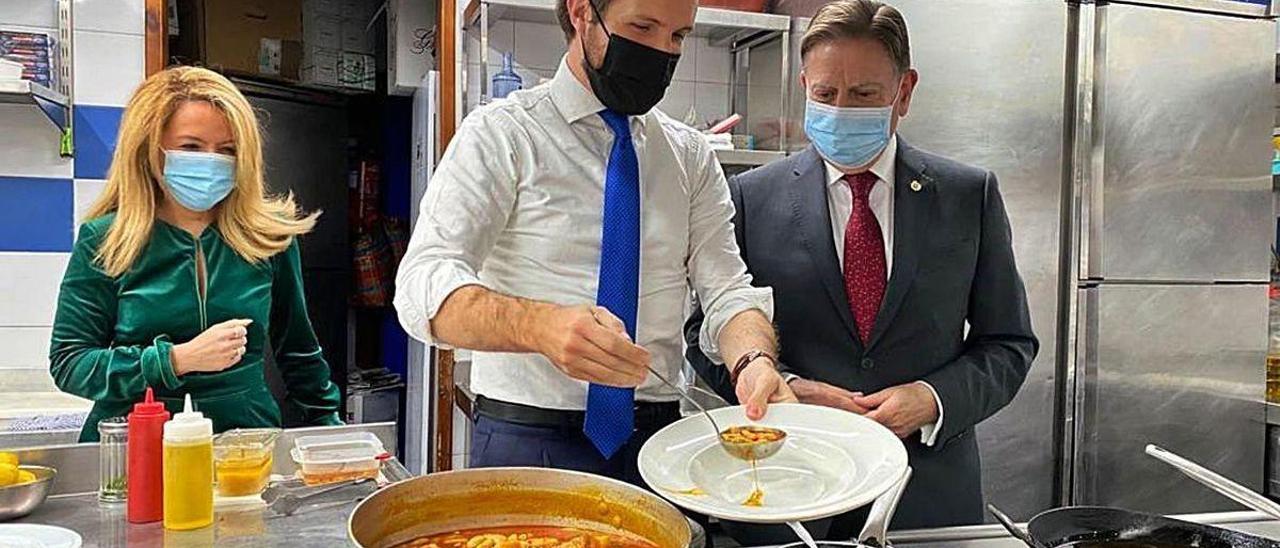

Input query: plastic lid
[164,394,212,441]
[214,428,280,450]
[130,387,168,417]
[291,432,384,465]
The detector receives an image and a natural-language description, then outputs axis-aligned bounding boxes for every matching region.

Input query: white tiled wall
[0,2,57,28]
[73,30,145,107]
[0,253,70,327]
[0,0,144,412]
[72,0,145,35]
[462,21,735,129]
[0,105,73,180]
[73,178,107,231]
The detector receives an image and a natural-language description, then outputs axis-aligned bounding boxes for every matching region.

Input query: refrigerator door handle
[1068,286,1100,505]
[1082,3,1107,281]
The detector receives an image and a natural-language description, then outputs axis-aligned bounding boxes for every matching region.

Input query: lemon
[0,452,17,468]
[0,463,17,487]
[15,470,36,485]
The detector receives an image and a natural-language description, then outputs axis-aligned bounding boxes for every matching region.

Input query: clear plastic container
[290,432,385,486]
[213,428,279,497]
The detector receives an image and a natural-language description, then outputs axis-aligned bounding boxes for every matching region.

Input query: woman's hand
[171,319,252,376]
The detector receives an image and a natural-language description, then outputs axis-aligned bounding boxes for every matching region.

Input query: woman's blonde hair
[85,66,318,277]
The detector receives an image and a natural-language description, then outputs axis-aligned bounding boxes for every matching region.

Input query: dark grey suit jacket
[685,141,1038,530]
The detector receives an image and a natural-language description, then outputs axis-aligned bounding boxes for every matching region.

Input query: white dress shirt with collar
[820,136,944,446]
[393,57,773,410]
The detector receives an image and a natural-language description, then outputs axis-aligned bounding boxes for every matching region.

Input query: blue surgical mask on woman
[163,150,236,212]
[803,81,902,170]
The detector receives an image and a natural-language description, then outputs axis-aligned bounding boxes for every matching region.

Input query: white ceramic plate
[638,403,908,523]
[0,524,82,548]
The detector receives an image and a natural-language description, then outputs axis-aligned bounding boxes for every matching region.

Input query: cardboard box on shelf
[341,0,379,22]
[387,0,435,95]
[341,17,374,54]
[304,12,342,51]
[259,38,303,79]
[301,46,340,87]
[304,0,340,16]
[176,0,303,78]
[339,51,375,91]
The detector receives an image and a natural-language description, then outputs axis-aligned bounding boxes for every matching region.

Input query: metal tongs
[262,454,413,516]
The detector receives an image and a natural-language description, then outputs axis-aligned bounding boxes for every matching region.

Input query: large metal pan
[348,467,693,548]
[989,504,1280,547]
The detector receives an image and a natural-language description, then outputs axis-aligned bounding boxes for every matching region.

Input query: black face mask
[581,1,680,115]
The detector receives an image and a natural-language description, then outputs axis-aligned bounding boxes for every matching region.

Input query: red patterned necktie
[842,172,887,345]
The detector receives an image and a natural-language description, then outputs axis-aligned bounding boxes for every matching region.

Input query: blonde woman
[49,66,342,442]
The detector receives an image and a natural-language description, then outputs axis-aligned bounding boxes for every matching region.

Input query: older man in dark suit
[686,0,1038,541]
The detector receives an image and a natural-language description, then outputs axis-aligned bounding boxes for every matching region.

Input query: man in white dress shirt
[685,0,1037,539]
[394,0,795,485]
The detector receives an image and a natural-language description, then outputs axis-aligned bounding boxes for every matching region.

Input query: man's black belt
[475,395,681,432]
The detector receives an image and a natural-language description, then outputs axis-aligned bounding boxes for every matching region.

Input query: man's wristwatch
[730,350,777,385]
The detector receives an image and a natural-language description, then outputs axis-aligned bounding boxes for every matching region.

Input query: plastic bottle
[126,387,169,523]
[163,394,214,530]
[491,51,523,99]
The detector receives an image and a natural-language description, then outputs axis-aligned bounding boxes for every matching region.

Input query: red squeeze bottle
[127,387,170,523]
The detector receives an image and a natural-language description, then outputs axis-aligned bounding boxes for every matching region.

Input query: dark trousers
[469,412,671,487]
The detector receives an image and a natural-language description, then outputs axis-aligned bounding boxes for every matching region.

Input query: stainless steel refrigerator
[779,0,1274,520]
[1064,0,1274,515]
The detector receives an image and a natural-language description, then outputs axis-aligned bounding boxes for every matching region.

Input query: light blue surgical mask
[803,83,901,170]
[163,150,236,212]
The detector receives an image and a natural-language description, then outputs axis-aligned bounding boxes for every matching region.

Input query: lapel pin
[910,180,922,192]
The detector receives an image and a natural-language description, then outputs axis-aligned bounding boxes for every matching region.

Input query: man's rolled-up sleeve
[393,109,521,347]
[683,135,773,364]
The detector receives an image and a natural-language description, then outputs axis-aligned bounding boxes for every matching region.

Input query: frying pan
[988,504,1280,548]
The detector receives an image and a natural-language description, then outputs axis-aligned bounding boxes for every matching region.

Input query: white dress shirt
[820,136,944,446]
[394,58,773,410]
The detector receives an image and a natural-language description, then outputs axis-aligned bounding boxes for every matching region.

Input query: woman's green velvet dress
[50,213,342,442]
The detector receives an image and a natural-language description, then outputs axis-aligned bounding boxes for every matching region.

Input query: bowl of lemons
[0,451,56,521]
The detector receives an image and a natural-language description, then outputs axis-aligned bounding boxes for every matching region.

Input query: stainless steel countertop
[18,494,1280,548]
[4,423,398,547]
[1266,401,1280,425]
[885,511,1280,547]
[14,492,359,547]
[5,422,398,497]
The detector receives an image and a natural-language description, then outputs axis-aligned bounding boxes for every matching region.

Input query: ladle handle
[986,503,1037,547]
[645,365,721,434]
[1145,444,1280,520]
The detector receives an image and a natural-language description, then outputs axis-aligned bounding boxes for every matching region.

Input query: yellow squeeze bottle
[163,394,214,530]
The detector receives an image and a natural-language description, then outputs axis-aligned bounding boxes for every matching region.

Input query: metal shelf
[714,148,784,167]
[0,79,70,133]
[462,0,790,38]
[460,0,793,151]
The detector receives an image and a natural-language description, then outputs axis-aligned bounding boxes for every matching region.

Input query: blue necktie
[583,109,639,459]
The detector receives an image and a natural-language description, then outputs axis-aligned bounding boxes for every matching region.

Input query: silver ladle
[643,365,786,461]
